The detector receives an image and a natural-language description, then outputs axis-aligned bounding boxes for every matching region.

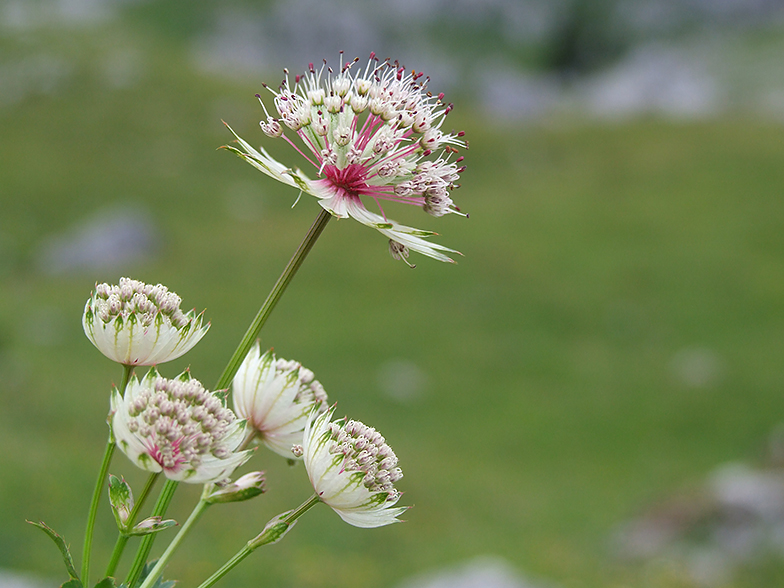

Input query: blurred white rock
[377,358,428,403]
[35,205,159,275]
[669,347,724,389]
[393,556,552,588]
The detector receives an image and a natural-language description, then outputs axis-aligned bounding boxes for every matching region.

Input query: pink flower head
[223,52,467,264]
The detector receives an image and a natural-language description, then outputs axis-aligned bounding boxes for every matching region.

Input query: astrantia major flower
[233,342,328,458]
[223,52,467,264]
[110,368,251,483]
[301,407,407,528]
[83,277,209,366]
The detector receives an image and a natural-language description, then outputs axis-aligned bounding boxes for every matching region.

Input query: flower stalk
[214,207,332,391]
[194,494,321,588]
[137,493,212,588]
[81,362,133,586]
[125,478,178,588]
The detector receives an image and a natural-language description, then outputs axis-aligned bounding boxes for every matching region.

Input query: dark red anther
[456,156,464,163]
[295,75,301,83]
[309,62,314,72]
[422,149,432,156]
[369,51,376,60]
[255,93,262,98]
[457,131,465,137]
[438,92,445,100]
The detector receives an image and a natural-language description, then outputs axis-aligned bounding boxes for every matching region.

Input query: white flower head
[83,277,209,366]
[223,52,468,264]
[233,342,328,458]
[302,407,407,528]
[110,368,252,483]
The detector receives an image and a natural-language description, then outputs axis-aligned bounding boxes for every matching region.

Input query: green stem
[125,479,178,588]
[105,472,161,578]
[82,363,134,585]
[137,495,212,588]
[195,494,321,588]
[214,208,332,391]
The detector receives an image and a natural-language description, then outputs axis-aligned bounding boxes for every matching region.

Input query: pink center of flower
[146,438,188,473]
[322,164,371,198]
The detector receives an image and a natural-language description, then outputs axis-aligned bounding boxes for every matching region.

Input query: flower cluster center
[92,277,188,328]
[274,357,329,407]
[328,419,403,500]
[322,163,369,197]
[126,376,235,471]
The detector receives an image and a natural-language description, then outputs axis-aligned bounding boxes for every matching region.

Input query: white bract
[301,407,407,528]
[223,52,467,263]
[111,368,251,483]
[233,343,328,458]
[83,277,209,366]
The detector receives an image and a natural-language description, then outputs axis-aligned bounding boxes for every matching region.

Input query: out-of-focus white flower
[301,407,407,528]
[233,343,328,458]
[223,52,467,264]
[110,368,251,483]
[83,277,209,366]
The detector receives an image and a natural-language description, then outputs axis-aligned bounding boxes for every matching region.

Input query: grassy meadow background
[2,2,784,588]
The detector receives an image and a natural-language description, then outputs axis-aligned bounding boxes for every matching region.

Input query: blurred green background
[2,1,784,587]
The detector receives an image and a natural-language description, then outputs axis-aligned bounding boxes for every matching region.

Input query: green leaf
[151,577,176,588]
[27,520,80,581]
[93,578,117,588]
[132,561,175,588]
[61,579,83,588]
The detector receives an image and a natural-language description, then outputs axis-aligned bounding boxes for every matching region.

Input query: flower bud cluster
[127,377,233,466]
[274,357,328,407]
[83,277,208,366]
[328,419,403,501]
[233,343,329,458]
[112,369,250,483]
[302,407,407,528]
[93,278,189,329]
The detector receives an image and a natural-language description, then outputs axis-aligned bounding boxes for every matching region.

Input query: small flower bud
[128,516,178,536]
[205,471,267,504]
[108,475,134,529]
